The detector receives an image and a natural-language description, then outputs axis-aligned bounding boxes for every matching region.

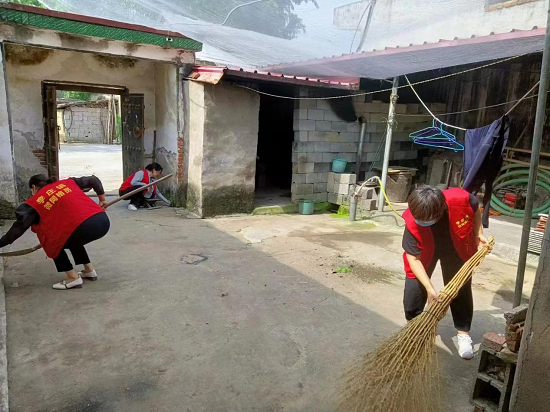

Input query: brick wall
[291,95,435,202]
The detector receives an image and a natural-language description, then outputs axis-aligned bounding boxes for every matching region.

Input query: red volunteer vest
[25,179,104,259]
[402,188,477,279]
[119,170,156,197]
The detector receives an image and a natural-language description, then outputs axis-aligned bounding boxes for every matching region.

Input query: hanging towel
[463,116,510,228]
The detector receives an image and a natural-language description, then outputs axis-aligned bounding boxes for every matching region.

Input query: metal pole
[514,4,550,308]
[355,119,367,177]
[378,77,399,212]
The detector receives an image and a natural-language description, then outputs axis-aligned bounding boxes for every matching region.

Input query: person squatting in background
[119,163,170,211]
[0,174,110,290]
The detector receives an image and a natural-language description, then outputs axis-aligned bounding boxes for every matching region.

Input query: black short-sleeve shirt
[402,193,479,257]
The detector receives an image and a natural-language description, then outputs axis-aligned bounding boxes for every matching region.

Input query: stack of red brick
[504,305,528,353]
[482,305,528,353]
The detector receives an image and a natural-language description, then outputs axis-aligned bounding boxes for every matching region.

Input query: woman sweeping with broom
[340,186,494,411]
[402,185,489,359]
[0,174,110,290]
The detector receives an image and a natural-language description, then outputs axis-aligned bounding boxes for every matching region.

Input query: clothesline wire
[404,73,540,130]
[229,53,526,100]
[395,91,541,117]
[504,80,540,116]
[404,74,467,131]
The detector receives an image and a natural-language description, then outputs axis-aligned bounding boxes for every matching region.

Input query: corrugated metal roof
[263,28,546,79]
[191,65,359,89]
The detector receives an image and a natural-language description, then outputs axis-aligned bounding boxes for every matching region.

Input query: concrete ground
[255,188,292,208]
[59,143,122,192]
[1,205,535,411]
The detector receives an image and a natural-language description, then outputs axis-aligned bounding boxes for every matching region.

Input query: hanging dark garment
[463,116,510,228]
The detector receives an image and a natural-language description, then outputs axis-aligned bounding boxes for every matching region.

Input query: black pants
[53,213,110,272]
[403,253,473,332]
[119,186,145,207]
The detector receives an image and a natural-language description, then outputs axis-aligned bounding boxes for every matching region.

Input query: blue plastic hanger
[409,120,464,152]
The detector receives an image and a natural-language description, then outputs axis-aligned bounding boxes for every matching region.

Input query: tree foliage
[60,91,92,102]
[17,0,318,40]
[182,0,319,40]
[9,0,46,8]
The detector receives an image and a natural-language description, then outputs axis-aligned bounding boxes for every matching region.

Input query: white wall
[4,44,179,200]
[187,81,206,214]
[0,45,17,215]
[334,0,548,52]
[154,62,179,185]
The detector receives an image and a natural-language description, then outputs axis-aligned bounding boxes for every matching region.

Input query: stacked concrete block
[291,97,435,204]
[327,172,356,206]
[60,106,107,143]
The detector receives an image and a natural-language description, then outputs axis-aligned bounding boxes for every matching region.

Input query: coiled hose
[490,164,550,218]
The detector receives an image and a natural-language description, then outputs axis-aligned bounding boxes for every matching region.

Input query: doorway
[42,81,144,193]
[255,90,295,207]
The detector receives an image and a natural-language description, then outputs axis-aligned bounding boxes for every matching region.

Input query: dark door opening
[255,89,295,207]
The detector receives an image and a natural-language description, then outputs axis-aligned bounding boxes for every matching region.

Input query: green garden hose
[490,166,550,218]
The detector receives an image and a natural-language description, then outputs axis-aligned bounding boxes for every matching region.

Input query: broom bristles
[339,236,495,412]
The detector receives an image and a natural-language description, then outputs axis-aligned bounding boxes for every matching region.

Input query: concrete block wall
[291,95,434,203]
[58,106,107,144]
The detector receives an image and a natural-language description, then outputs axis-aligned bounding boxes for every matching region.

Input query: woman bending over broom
[401,185,490,359]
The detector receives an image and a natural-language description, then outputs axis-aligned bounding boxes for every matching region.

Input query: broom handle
[428,235,495,319]
[0,174,174,257]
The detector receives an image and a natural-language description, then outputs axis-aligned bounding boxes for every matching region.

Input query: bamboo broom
[339,236,495,412]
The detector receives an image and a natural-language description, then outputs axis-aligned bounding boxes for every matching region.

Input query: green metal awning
[0,6,202,52]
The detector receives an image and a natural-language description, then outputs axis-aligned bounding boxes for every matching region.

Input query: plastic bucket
[298,200,315,215]
[332,158,347,173]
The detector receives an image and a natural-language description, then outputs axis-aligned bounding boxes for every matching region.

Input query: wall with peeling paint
[154,62,179,196]
[3,43,179,201]
[0,45,17,217]
[186,81,205,216]
[0,23,195,64]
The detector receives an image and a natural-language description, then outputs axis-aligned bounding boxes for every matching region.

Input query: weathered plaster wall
[4,44,156,201]
[186,81,205,216]
[201,82,259,217]
[0,44,17,217]
[510,239,550,412]
[154,62,179,200]
[184,81,260,217]
[0,23,195,64]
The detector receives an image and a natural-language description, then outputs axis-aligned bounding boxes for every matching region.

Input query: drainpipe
[355,117,367,177]
[378,76,399,212]
[514,3,550,308]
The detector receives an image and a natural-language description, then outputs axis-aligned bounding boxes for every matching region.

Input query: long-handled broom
[0,174,173,257]
[339,236,495,412]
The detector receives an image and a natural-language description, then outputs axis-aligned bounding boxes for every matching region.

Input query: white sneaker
[457,334,474,360]
[78,269,98,281]
[128,204,138,211]
[53,277,83,290]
